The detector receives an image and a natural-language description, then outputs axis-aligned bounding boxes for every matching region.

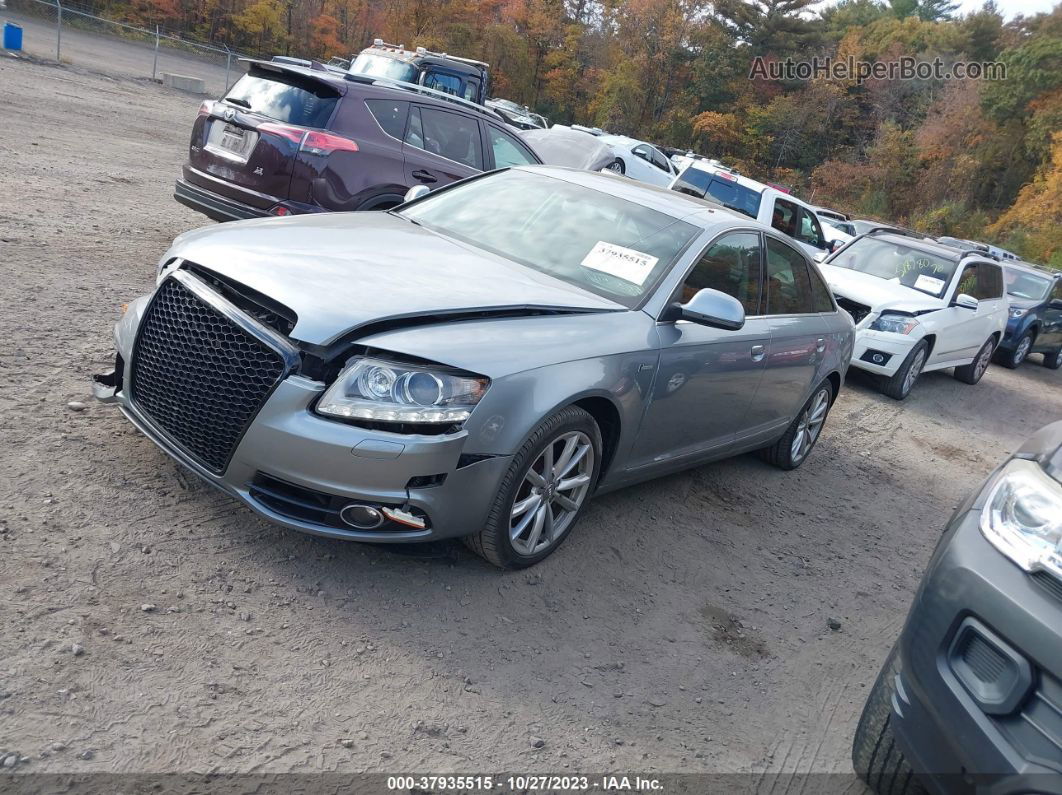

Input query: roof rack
[368,38,489,70]
[346,74,502,119]
[865,226,927,240]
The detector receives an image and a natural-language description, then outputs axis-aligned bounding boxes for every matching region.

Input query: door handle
[411,170,438,183]
[751,344,766,362]
[816,337,826,353]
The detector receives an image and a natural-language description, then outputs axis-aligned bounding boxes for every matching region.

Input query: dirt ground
[1,54,1060,780]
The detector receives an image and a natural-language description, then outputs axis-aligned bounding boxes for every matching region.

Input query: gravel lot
[1,54,1060,779]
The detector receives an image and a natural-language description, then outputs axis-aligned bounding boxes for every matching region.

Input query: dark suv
[996,261,1062,369]
[174,60,541,221]
[853,421,1062,795]
[349,40,490,104]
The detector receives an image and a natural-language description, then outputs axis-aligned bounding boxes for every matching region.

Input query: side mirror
[827,239,843,252]
[674,288,745,331]
[1050,298,1062,310]
[403,184,431,203]
[954,293,979,310]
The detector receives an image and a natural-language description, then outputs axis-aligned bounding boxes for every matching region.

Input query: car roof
[1003,260,1059,278]
[867,232,976,261]
[512,165,776,232]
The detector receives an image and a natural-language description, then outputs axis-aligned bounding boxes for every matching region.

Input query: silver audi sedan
[95,167,853,568]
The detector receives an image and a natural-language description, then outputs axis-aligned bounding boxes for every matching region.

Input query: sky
[957,0,1059,18]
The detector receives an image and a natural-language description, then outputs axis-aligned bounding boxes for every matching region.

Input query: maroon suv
[175,59,543,220]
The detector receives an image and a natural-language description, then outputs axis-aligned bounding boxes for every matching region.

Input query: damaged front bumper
[94,297,512,544]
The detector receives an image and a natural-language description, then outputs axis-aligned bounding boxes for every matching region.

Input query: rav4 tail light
[258,123,359,155]
[197,100,215,117]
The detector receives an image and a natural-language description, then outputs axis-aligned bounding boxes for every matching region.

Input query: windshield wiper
[224,97,252,109]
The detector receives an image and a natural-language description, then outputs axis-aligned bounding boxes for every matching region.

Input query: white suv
[820,232,1009,400]
[668,161,850,260]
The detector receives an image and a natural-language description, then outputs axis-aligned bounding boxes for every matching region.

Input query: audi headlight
[1009,307,1029,319]
[317,356,489,425]
[980,459,1062,575]
[869,313,919,335]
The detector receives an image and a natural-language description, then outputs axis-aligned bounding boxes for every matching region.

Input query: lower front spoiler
[109,387,510,545]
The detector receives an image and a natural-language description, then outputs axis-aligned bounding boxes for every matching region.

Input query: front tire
[607,158,625,175]
[880,340,928,401]
[853,644,926,795]
[954,337,995,384]
[759,380,833,470]
[464,406,601,569]
[997,332,1033,369]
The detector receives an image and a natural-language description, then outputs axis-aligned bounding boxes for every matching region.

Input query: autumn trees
[88,0,1062,265]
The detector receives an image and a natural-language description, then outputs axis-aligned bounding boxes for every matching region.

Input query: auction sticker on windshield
[914,274,945,294]
[581,242,659,286]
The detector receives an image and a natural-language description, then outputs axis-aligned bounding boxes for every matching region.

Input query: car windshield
[828,237,958,299]
[350,53,418,83]
[1004,267,1053,300]
[671,169,762,219]
[399,170,700,308]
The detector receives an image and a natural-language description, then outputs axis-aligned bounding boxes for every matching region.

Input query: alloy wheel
[509,431,595,557]
[790,387,830,464]
[903,347,926,396]
[974,342,993,379]
[1014,336,1032,366]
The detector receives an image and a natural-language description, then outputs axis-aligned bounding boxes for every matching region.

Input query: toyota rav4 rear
[176,59,536,220]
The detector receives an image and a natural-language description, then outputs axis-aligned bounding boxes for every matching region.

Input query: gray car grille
[130,277,287,474]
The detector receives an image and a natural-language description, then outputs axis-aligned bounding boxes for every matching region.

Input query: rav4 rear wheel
[464,406,601,569]
[1044,346,1062,370]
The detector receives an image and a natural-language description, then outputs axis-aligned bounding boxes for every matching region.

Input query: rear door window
[364,99,408,139]
[765,237,815,315]
[807,263,835,312]
[406,106,483,169]
[224,72,339,128]
[487,126,538,168]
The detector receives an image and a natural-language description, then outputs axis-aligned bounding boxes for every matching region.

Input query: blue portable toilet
[3,21,23,51]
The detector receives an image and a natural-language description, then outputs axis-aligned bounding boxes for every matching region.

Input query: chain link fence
[2,0,256,96]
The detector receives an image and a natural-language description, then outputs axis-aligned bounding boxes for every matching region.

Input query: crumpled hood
[818,263,944,314]
[166,213,623,345]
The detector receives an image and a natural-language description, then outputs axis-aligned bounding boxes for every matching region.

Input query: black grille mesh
[131,278,287,473]
[960,633,1008,683]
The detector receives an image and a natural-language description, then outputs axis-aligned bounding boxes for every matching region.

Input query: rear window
[224,71,339,128]
[672,169,762,220]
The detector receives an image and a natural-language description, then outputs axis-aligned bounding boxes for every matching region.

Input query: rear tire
[954,337,995,384]
[759,380,834,470]
[996,332,1033,369]
[853,644,926,795]
[1043,347,1062,370]
[464,406,601,569]
[879,340,928,401]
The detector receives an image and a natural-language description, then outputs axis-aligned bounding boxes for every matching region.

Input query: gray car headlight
[980,459,1062,576]
[869,313,919,335]
[1009,307,1029,319]
[316,356,489,424]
